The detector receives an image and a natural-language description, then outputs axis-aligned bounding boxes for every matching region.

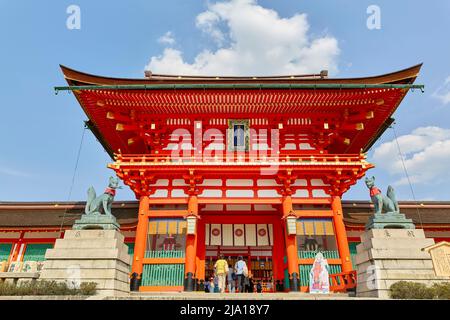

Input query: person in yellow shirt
[214,254,229,293]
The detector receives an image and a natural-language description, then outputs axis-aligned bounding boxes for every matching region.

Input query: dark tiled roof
[342,200,450,226]
[0,200,449,228]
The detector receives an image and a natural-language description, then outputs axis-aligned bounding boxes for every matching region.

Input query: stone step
[355,248,432,265]
[43,259,130,273]
[357,270,438,283]
[356,259,434,271]
[44,248,130,263]
[357,278,448,294]
[53,238,122,250]
[360,229,426,243]
[40,268,129,283]
[357,238,435,253]
[120,292,358,300]
[63,230,125,242]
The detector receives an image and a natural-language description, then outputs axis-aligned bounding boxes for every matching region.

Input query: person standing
[256,280,263,293]
[227,264,236,293]
[213,274,220,293]
[248,274,255,293]
[214,254,228,293]
[208,277,215,293]
[244,272,254,292]
[234,256,248,293]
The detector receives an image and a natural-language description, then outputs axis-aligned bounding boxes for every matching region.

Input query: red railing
[113,153,368,165]
[329,270,357,292]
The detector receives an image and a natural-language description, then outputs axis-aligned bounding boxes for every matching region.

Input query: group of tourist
[204,254,264,293]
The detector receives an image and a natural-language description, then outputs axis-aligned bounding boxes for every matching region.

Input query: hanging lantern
[286,211,297,235]
[186,213,197,235]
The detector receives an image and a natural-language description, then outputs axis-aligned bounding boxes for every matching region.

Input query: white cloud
[372,126,450,186]
[146,0,340,76]
[158,31,175,45]
[196,10,225,46]
[432,76,450,105]
[0,166,30,178]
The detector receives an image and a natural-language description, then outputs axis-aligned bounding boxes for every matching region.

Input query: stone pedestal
[40,230,130,296]
[365,212,415,230]
[355,229,448,299]
[73,214,120,231]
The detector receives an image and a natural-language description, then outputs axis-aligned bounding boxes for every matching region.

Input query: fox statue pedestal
[355,229,442,298]
[73,213,121,231]
[365,212,415,230]
[40,229,130,296]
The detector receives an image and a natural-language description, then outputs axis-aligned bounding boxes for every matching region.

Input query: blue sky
[0,0,450,202]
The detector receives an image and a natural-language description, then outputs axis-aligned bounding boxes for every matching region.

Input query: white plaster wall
[200,179,223,186]
[311,179,329,186]
[172,179,188,186]
[257,179,280,186]
[149,179,169,186]
[150,189,168,198]
[199,189,223,197]
[171,189,188,197]
[226,179,254,186]
[282,143,297,150]
[312,189,328,197]
[226,189,254,197]
[257,189,280,198]
[292,189,309,198]
[292,179,308,186]
[299,143,315,150]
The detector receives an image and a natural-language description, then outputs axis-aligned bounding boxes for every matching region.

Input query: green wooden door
[0,243,12,261]
[348,242,359,269]
[23,243,53,261]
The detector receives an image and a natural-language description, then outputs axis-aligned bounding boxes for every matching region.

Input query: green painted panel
[55,83,425,93]
[145,250,185,258]
[141,264,185,286]
[0,244,12,261]
[23,244,53,262]
[299,265,311,287]
[126,243,135,256]
[348,242,360,269]
[283,268,289,290]
[298,250,340,259]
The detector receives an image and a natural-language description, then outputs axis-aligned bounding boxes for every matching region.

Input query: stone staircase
[103,291,363,300]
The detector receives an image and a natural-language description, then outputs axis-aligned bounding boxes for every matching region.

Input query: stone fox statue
[85,177,121,216]
[365,176,399,214]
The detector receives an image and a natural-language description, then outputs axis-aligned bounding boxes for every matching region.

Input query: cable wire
[390,123,424,229]
[59,125,87,233]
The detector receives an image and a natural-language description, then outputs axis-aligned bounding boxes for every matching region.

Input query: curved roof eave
[60,63,423,86]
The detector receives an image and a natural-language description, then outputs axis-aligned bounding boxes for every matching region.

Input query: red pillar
[131,195,149,290]
[331,196,353,273]
[271,215,285,291]
[10,231,25,262]
[184,195,198,291]
[196,218,206,282]
[282,196,299,291]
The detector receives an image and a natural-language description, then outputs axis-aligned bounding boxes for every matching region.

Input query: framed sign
[227,119,250,152]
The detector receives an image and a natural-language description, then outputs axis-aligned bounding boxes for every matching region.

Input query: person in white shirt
[234,256,248,293]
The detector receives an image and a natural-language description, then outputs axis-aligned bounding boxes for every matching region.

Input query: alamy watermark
[167,125,281,175]
[66,5,81,30]
[367,5,381,30]
[365,264,382,290]
[66,264,81,289]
